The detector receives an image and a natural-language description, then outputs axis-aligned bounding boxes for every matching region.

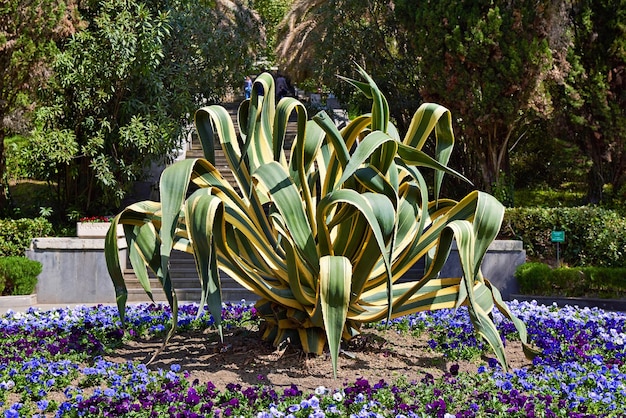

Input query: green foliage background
[14,0,264,218]
[251,0,293,60]
[0,0,72,211]
[501,207,626,268]
[0,218,53,257]
[275,0,626,207]
[0,256,42,296]
[516,262,626,299]
[547,0,626,204]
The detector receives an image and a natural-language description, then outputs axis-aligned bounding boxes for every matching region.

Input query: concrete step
[126,287,255,304]
[123,101,300,304]
[125,280,257,304]
[124,252,258,303]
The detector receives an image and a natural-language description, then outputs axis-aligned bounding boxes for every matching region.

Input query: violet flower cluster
[0,299,625,417]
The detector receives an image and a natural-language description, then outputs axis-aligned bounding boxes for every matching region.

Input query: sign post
[550,230,565,266]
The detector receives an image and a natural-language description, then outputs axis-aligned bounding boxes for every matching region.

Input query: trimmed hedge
[500,206,626,268]
[0,217,53,257]
[516,262,626,299]
[0,256,42,296]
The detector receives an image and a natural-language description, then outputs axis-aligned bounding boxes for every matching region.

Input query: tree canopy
[249,0,292,61]
[24,0,264,217]
[0,0,76,213]
[548,0,626,203]
[400,1,567,196]
[276,0,422,132]
[275,1,568,199]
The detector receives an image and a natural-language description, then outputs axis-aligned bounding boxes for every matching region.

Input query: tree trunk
[479,158,497,194]
[584,136,614,204]
[477,127,514,206]
[0,129,8,213]
[586,162,604,204]
[478,130,504,193]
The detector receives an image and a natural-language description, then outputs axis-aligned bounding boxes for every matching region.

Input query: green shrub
[5,135,30,182]
[513,188,586,208]
[551,267,585,296]
[0,256,42,296]
[0,217,53,257]
[515,262,552,294]
[500,206,626,268]
[516,262,626,299]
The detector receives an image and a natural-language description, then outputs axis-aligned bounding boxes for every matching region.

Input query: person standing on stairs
[244,76,252,99]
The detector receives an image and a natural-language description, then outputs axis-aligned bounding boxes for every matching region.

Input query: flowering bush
[1,300,625,417]
[78,216,113,223]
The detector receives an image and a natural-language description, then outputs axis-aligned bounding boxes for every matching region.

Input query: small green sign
[551,230,565,243]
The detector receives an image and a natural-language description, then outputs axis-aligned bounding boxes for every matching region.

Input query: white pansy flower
[333,391,344,402]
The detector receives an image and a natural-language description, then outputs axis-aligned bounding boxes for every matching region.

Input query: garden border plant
[1,300,626,416]
[105,66,536,375]
[515,262,626,299]
[0,256,42,296]
[500,206,626,268]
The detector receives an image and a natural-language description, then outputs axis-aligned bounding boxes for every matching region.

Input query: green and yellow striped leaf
[104,67,533,378]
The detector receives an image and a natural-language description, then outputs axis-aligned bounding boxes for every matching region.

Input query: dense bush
[513,187,586,208]
[514,262,553,294]
[500,206,626,267]
[516,262,626,299]
[0,217,52,257]
[0,256,42,295]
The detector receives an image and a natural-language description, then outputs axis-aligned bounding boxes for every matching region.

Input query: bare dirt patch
[105,325,532,392]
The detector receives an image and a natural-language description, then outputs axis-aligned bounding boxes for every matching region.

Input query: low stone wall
[26,237,127,304]
[25,239,525,305]
[0,294,38,313]
[440,240,525,300]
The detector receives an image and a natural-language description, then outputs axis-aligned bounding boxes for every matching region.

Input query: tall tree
[250,0,292,62]
[549,0,626,203]
[403,0,566,194]
[275,0,422,132]
[27,0,263,216]
[275,1,570,197]
[0,0,75,213]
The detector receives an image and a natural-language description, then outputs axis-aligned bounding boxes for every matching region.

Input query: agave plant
[105,66,535,375]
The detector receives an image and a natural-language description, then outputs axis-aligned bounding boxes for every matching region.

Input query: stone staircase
[125,101,296,303]
[184,102,241,188]
[124,251,258,303]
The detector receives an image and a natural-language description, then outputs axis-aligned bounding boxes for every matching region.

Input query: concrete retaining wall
[26,237,127,304]
[25,238,525,304]
[439,240,525,300]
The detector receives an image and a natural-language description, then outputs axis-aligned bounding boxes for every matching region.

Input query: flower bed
[76,220,123,238]
[1,300,625,417]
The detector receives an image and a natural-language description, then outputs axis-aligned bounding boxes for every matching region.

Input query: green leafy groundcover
[0,300,625,417]
[516,262,626,299]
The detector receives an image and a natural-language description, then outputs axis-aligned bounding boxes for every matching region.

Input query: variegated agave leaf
[105,65,536,377]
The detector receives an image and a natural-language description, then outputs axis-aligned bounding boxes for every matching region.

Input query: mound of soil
[107,325,532,392]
